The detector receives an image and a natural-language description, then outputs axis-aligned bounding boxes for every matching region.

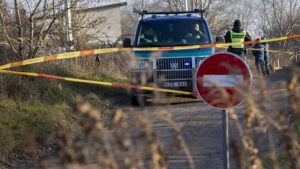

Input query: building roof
[34,2,127,20]
[76,2,127,13]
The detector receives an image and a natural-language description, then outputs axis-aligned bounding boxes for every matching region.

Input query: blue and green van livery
[133,48,214,58]
[128,10,214,104]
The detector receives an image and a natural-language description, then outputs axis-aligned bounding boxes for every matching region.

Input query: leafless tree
[259,0,299,50]
[0,0,121,59]
[0,0,82,59]
[160,0,236,37]
[121,0,164,40]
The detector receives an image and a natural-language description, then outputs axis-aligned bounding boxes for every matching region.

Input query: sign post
[195,52,252,169]
[222,109,230,169]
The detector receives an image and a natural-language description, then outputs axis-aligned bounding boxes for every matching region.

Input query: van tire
[131,95,139,106]
[131,95,146,106]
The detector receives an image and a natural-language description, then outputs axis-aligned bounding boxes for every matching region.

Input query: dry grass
[0,44,299,169]
[228,64,300,169]
[43,63,300,169]
[16,63,292,169]
[0,46,130,168]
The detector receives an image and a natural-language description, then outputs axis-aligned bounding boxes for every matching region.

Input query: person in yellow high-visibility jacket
[224,20,252,57]
[139,26,158,44]
[185,24,208,43]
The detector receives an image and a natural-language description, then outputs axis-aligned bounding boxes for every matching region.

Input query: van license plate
[163,81,187,88]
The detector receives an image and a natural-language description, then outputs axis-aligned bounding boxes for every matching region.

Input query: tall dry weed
[228,64,300,169]
[44,96,169,169]
[3,55,295,169]
[50,65,299,169]
[158,110,196,169]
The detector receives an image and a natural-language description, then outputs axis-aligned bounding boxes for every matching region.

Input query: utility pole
[141,0,145,10]
[184,0,189,11]
[65,0,73,50]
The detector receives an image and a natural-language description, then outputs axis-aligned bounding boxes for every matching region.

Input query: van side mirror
[123,38,132,47]
[215,36,225,43]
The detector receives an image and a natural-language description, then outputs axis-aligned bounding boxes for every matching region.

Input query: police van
[123,9,221,105]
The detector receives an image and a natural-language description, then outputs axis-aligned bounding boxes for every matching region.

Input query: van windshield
[137,20,210,47]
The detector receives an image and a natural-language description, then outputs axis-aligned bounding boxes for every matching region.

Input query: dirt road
[130,100,224,169]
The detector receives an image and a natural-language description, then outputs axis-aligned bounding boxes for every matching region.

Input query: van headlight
[136,60,150,70]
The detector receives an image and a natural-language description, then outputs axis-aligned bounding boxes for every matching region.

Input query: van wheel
[131,95,139,106]
[131,95,146,106]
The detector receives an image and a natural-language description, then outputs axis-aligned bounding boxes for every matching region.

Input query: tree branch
[0,10,20,57]
[31,0,79,58]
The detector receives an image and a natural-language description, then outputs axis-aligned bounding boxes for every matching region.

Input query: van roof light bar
[133,8,206,21]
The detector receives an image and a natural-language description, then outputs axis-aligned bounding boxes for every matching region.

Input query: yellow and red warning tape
[0,34,299,96]
[0,34,299,70]
[217,44,300,59]
[247,48,300,58]
[0,69,196,95]
[0,69,298,97]
[247,48,297,55]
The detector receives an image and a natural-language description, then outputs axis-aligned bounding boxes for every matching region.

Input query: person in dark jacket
[224,19,252,58]
[261,37,270,75]
[95,44,101,66]
[252,39,266,75]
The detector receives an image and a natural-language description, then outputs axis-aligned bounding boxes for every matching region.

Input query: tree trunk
[14,0,24,58]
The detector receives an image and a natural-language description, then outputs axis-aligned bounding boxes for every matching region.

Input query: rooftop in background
[76,1,127,13]
[34,1,127,20]
[86,0,127,6]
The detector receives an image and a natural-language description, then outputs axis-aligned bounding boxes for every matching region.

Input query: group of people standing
[252,38,270,75]
[225,19,270,76]
[137,18,271,76]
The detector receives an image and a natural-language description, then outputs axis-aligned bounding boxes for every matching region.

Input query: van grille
[157,58,192,70]
[157,58,192,80]
[157,70,192,80]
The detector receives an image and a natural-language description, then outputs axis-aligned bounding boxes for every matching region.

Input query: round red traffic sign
[196,52,252,109]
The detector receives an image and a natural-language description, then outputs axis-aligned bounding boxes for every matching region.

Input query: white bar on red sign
[203,75,243,87]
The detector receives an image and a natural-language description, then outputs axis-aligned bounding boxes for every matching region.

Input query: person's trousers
[255,56,266,76]
[264,56,270,75]
[228,48,246,60]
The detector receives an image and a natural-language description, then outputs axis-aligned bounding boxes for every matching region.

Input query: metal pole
[222,109,230,169]
[141,0,144,10]
[184,0,189,11]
